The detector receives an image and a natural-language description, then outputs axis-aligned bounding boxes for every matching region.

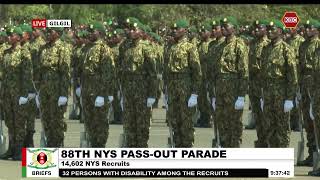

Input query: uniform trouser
[249,84,268,147]
[4,94,28,151]
[26,98,36,133]
[123,80,151,148]
[312,88,320,161]
[264,85,290,148]
[167,79,195,147]
[198,79,211,126]
[40,86,67,147]
[155,78,162,107]
[215,79,243,147]
[82,93,110,147]
[301,81,318,158]
[113,89,122,123]
[290,96,300,129]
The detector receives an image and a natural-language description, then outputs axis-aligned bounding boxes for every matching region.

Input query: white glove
[95,96,105,107]
[76,87,81,97]
[35,94,40,108]
[187,94,198,108]
[284,100,294,113]
[260,98,264,112]
[211,97,216,111]
[58,96,68,106]
[108,96,114,103]
[19,97,28,105]
[28,93,36,100]
[147,97,156,107]
[235,96,245,110]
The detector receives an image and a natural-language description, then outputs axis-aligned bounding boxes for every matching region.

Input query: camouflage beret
[267,20,284,30]
[8,26,23,35]
[89,21,105,32]
[114,28,125,35]
[76,30,89,38]
[221,16,238,27]
[104,18,113,26]
[174,19,189,29]
[305,19,320,29]
[200,23,212,32]
[189,25,197,33]
[126,17,140,25]
[149,32,161,42]
[0,31,7,36]
[254,19,268,27]
[20,24,33,33]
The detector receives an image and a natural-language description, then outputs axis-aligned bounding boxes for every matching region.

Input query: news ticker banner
[22,148,294,178]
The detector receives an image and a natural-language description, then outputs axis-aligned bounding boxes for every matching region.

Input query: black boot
[0,137,13,160]
[12,145,23,161]
[24,131,35,148]
[297,155,313,167]
[308,169,320,176]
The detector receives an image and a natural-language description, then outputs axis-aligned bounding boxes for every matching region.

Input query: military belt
[168,72,190,79]
[217,73,238,80]
[265,78,286,85]
[123,72,147,80]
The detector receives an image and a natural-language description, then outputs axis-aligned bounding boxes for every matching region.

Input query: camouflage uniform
[70,43,84,121]
[287,34,305,130]
[1,43,33,158]
[299,36,320,162]
[110,44,123,124]
[21,41,37,147]
[118,39,157,148]
[261,39,297,147]
[39,38,71,147]
[164,37,201,147]
[210,35,248,147]
[79,38,115,147]
[197,39,212,127]
[249,35,270,147]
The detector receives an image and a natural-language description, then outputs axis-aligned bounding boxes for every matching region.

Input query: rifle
[307,89,320,171]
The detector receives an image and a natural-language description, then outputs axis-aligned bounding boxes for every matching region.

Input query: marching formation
[0,16,319,176]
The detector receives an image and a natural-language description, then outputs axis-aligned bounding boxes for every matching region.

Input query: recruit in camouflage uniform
[70,29,87,122]
[0,26,33,160]
[297,19,320,171]
[19,24,37,148]
[38,27,71,147]
[118,18,157,147]
[260,20,297,148]
[249,20,270,147]
[207,19,225,128]
[79,22,116,147]
[197,22,213,128]
[286,28,305,131]
[106,28,124,124]
[0,31,9,152]
[209,17,249,147]
[164,19,202,147]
